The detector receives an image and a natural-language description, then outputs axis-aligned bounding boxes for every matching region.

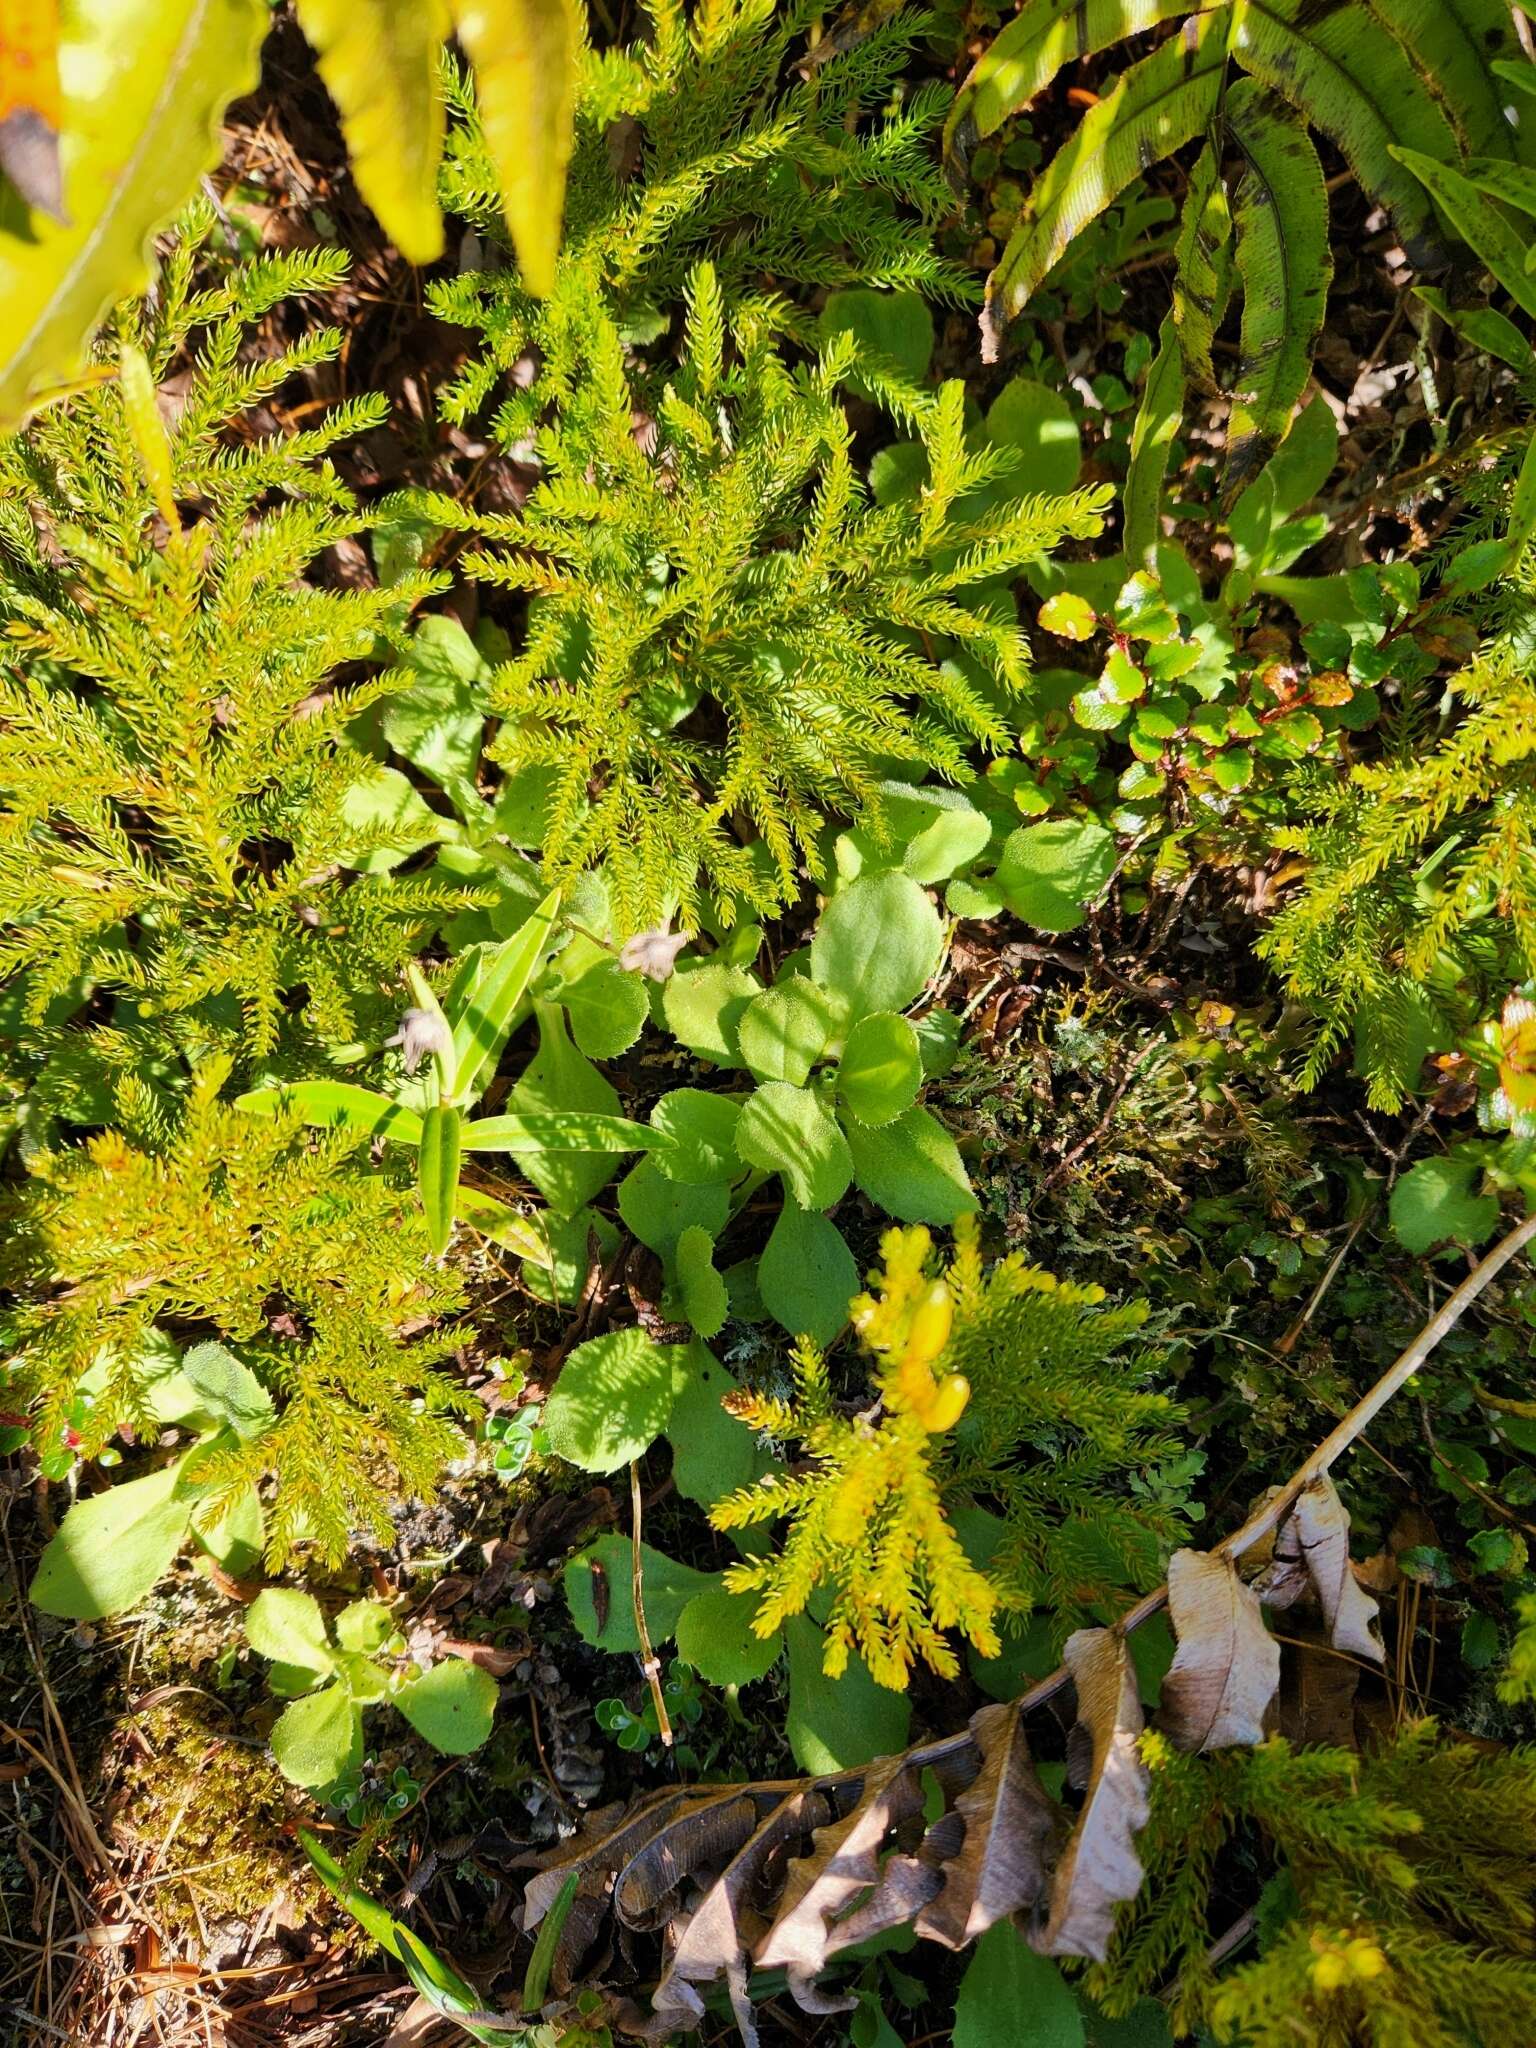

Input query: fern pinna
[950,0,1533,490]
[0,210,473,1076]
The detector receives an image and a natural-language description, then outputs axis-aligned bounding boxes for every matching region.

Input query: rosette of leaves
[948,0,1530,490]
[632,871,976,1345]
[244,1587,498,1791]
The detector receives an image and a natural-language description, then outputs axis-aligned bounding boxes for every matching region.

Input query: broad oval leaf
[676,1583,783,1687]
[270,1683,363,1790]
[245,1586,337,1689]
[810,872,943,1023]
[845,1106,975,1225]
[736,1081,853,1213]
[837,1012,923,1128]
[543,1327,694,1473]
[29,1458,193,1618]
[738,980,847,1087]
[0,0,267,426]
[395,1658,499,1755]
[756,1201,860,1344]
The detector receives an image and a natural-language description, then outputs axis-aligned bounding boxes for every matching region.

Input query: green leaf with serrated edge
[651,1089,745,1184]
[985,14,1226,338]
[736,1082,852,1212]
[757,1202,860,1345]
[548,934,648,1059]
[660,961,761,1067]
[450,0,576,299]
[417,1104,461,1256]
[460,1111,659,1153]
[451,886,560,1104]
[543,1328,693,1473]
[1231,6,1454,275]
[1224,85,1331,500]
[395,1660,498,1755]
[334,1599,392,1655]
[564,1535,716,1653]
[1389,1156,1500,1255]
[1123,318,1182,571]
[1172,139,1233,394]
[0,0,267,427]
[675,1225,728,1339]
[846,1107,976,1226]
[234,1081,423,1146]
[838,1012,923,1128]
[245,1587,337,1686]
[30,1456,194,1618]
[179,1341,273,1439]
[905,804,992,884]
[995,819,1117,933]
[270,1684,363,1790]
[738,980,846,1087]
[676,1584,782,1686]
[946,0,1212,150]
[1392,147,1536,318]
[811,872,942,1023]
[294,0,449,266]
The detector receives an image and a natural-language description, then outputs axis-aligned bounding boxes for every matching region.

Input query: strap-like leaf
[985,10,1229,342]
[459,1111,662,1153]
[946,0,1222,152]
[418,1104,463,1255]
[1172,140,1234,393]
[1462,155,1536,223]
[1363,0,1523,163]
[1123,316,1184,570]
[451,885,561,1104]
[0,0,267,426]
[1225,81,1332,498]
[449,0,578,298]
[1392,146,1536,319]
[1231,0,1455,273]
[233,1080,425,1146]
[293,0,450,265]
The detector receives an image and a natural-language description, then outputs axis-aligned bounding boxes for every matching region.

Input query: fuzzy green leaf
[738,980,847,1087]
[736,1082,853,1212]
[650,1089,745,1184]
[0,0,267,427]
[811,873,943,1023]
[179,1341,274,1440]
[661,963,761,1068]
[837,1012,923,1128]
[995,819,1117,933]
[618,1158,733,1259]
[245,1588,337,1689]
[845,1106,975,1226]
[543,1328,694,1473]
[1389,1156,1500,1255]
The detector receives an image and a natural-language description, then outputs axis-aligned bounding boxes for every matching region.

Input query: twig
[1001,1210,1536,1719]
[630,1462,673,1749]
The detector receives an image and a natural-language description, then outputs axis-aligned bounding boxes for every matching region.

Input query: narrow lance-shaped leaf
[1122,316,1183,570]
[1363,0,1523,164]
[1224,82,1332,501]
[1159,1547,1281,1751]
[983,12,1227,354]
[118,341,179,533]
[451,885,561,1103]
[450,0,577,298]
[234,1080,424,1146]
[1172,139,1233,394]
[945,0,1224,153]
[1391,147,1536,321]
[293,0,450,265]
[1230,0,1455,275]
[0,0,268,426]
[458,1110,663,1153]
[1033,1627,1150,1961]
[418,1104,463,1256]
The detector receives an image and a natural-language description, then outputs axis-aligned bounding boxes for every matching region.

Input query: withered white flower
[386,1006,454,1074]
[618,925,691,980]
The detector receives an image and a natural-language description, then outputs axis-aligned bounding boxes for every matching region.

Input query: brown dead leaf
[914,1700,1059,1948]
[1033,1628,1150,1962]
[1159,1548,1280,1751]
[1277,1635,1362,1749]
[1292,1475,1384,1663]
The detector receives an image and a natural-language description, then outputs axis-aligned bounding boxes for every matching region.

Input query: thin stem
[631,1460,674,1748]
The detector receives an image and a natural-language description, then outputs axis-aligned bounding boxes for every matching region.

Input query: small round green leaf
[1038,591,1098,640]
[651,1089,745,1184]
[1389,1156,1500,1256]
[738,981,846,1086]
[676,1584,783,1686]
[394,1660,499,1756]
[985,377,1082,494]
[618,1157,732,1258]
[660,962,761,1066]
[994,820,1117,933]
[246,1587,337,1688]
[29,1461,193,1620]
[837,1012,923,1128]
